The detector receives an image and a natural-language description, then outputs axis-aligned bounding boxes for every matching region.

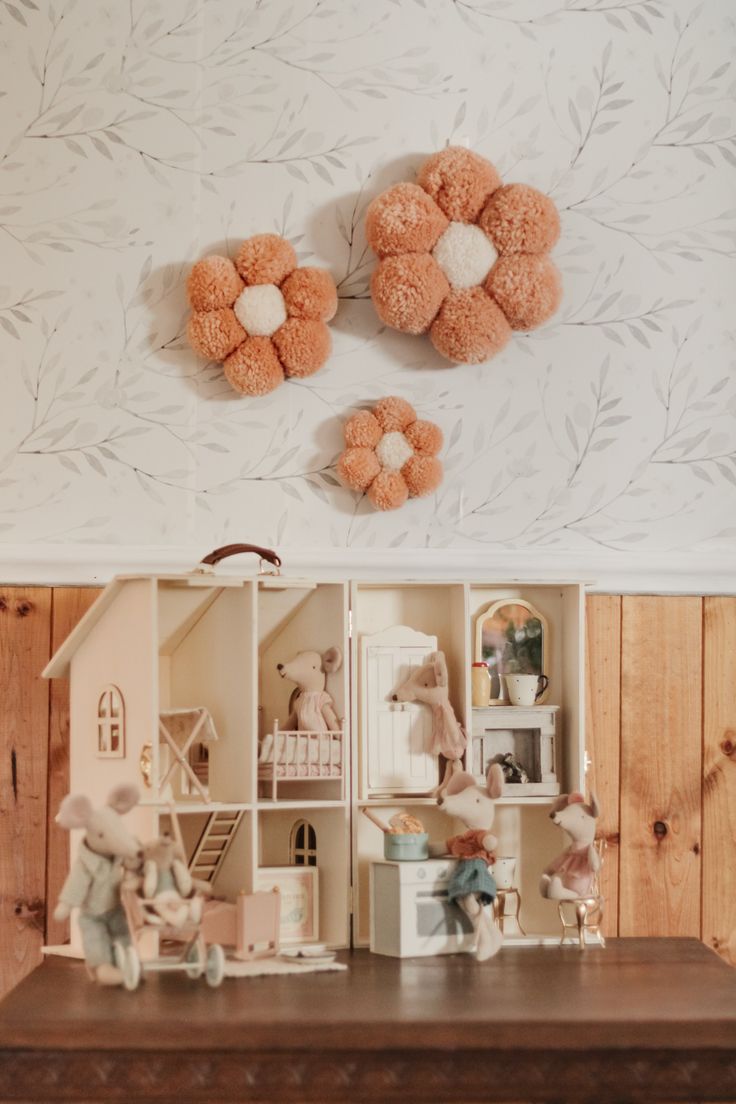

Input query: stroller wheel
[114,942,141,991]
[186,942,204,980]
[205,944,225,987]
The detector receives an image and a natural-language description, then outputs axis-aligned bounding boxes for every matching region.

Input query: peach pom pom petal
[337,397,443,512]
[365,146,562,365]
[186,233,337,396]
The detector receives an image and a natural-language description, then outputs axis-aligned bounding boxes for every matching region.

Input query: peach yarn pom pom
[235,234,296,286]
[188,256,244,311]
[337,397,444,511]
[186,234,337,396]
[479,184,560,255]
[366,146,562,365]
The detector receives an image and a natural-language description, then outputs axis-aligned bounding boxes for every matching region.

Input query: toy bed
[258,722,344,800]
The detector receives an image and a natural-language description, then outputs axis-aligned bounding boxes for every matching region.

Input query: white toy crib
[258,721,344,801]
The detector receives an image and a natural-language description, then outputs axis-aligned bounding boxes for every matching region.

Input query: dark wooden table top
[1,939,735,1103]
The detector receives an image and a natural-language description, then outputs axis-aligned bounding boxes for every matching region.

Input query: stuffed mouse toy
[54,783,140,985]
[125,832,203,929]
[540,791,601,901]
[391,650,467,792]
[276,646,342,732]
[430,763,505,961]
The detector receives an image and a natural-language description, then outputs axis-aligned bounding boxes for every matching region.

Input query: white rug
[224,956,347,978]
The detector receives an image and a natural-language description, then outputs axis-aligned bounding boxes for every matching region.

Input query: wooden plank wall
[585,595,621,934]
[1,588,736,999]
[0,588,51,998]
[703,598,736,964]
[45,588,100,948]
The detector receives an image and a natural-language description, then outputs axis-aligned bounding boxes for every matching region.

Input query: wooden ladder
[188,810,244,884]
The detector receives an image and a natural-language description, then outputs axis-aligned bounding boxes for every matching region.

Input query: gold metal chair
[494,887,526,936]
[557,838,606,950]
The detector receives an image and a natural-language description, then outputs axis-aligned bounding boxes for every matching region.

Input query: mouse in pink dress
[277,647,342,732]
[391,650,466,792]
[540,791,601,901]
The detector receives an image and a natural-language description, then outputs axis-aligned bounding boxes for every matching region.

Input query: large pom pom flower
[186,234,338,396]
[366,148,561,365]
[337,397,443,511]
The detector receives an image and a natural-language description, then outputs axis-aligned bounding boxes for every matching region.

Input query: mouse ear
[321,646,342,674]
[432,651,448,687]
[56,793,93,830]
[486,762,504,800]
[567,792,585,805]
[445,770,475,796]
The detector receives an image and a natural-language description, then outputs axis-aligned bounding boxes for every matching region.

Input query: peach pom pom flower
[337,396,443,511]
[186,233,338,396]
[366,147,562,365]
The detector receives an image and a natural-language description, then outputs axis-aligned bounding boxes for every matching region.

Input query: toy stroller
[114,809,225,991]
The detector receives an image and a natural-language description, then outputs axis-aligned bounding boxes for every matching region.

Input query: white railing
[258,722,344,801]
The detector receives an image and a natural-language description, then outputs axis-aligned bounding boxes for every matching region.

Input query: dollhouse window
[97,685,125,758]
[290,819,317,866]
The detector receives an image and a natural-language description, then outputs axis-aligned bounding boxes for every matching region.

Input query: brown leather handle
[199,543,282,569]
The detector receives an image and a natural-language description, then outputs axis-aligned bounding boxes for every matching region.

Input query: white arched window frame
[289,819,317,866]
[97,685,125,758]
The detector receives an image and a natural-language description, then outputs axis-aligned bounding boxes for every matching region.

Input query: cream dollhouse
[43,558,587,952]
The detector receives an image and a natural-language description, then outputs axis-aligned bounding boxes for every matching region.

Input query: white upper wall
[0,1,734,586]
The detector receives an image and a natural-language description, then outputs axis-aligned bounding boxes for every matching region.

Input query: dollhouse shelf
[358,797,440,807]
[471,707,560,717]
[360,795,563,806]
[495,795,563,806]
[258,800,346,810]
[139,801,252,812]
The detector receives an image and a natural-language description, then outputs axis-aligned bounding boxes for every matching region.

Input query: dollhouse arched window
[97,685,125,758]
[290,819,317,866]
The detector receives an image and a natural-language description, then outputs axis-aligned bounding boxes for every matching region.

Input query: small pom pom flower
[186,234,338,396]
[337,397,443,511]
[366,147,562,365]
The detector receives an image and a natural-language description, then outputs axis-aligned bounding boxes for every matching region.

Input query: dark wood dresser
[0,939,734,1103]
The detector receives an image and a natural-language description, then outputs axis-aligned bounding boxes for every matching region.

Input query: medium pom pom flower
[365,147,561,365]
[186,234,338,396]
[337,397,443,511]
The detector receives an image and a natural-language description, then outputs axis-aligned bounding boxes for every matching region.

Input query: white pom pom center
[432,221,498,289]
[233,284,287,336]
[376,431,414,472]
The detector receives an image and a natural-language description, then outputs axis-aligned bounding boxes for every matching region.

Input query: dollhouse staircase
[188,810,244,883]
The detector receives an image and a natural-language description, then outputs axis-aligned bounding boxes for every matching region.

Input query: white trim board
[0,543,733,595]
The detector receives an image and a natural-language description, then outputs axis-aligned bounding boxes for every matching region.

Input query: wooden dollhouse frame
[43,569,586,953]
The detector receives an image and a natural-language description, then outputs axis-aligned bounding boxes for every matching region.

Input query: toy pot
[383,833,429,861]
[361,807,428,861]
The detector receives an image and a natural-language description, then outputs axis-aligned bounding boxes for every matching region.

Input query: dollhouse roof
[42,572,249,679]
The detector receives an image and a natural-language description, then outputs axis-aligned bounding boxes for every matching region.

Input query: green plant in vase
[501,617,543,676]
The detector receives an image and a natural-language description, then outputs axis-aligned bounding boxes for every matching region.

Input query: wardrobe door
[365,644,437,795]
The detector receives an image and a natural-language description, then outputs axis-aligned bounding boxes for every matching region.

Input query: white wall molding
[0,543,732,595]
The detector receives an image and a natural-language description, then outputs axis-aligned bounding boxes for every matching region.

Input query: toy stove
[370,858,481,958]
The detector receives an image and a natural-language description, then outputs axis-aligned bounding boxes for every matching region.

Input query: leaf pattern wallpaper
[1,0,734,558]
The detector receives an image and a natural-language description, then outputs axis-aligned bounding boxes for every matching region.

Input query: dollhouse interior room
[0,1,735,1102]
